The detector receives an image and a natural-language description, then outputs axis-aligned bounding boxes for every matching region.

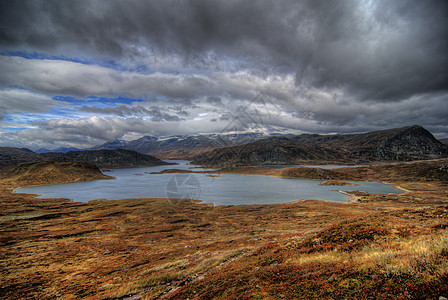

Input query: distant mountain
[1,132,272,169]
[0,147,43,169]
[192,125,448,167]
[40,149,173,168]
[143,133,266,159]
[90,140,128,150]
[5,126,444,169]
[440,138,448,145]
[120,136,158,153]
[90,132,269,159]
[32,132,279,159]
[35,146,82,154]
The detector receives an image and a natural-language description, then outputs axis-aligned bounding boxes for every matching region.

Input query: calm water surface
[17,161,401,206]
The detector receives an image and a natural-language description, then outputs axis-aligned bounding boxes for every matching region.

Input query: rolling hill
[0,147,43,169]
[40,149,173,168]
[0,148,173,169]
[0,161,114,186]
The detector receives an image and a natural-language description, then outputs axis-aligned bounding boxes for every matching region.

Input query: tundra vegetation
[0,159,447,299]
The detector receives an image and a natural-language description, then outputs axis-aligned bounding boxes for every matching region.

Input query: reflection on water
[17,160,401,206]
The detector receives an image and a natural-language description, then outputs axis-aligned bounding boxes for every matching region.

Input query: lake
[16,160,401,206]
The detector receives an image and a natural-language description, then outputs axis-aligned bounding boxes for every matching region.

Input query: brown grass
[0,159,447,299]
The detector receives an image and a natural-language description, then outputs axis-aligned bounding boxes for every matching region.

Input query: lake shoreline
[15,160,401,205]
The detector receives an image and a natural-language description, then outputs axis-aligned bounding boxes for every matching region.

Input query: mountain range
[192,125,448,167]
[36,132,272,159]
[35,130,448,160]
[88,132,270,159]
[2,125,447,169]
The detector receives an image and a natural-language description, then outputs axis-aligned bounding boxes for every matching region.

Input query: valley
[1,125,448,299]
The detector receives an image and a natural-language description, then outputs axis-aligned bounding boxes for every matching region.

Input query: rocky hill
[192,125,448,166]
[191,137,341,167]
[0,148,172,169]
[288,125,448,161]
[0,161,114,186]
[0,147,43,169]
[40,149,173,168]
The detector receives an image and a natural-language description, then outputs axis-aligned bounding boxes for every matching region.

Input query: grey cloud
[219,113,231,122]
[15,115,229,147]
[169,106,190,117]
[0,56,297,104]
[79,104,183,121]
[6,89,448,149]
[1,0,447,102]
[206,96,222,104]
[0,56,211,99]
[0,88,68,118]
[1,0,448,146]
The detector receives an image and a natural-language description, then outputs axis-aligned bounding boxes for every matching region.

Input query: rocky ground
[0,160,447,299]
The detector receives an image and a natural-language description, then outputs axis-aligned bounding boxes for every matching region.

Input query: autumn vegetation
[0,159,447,299]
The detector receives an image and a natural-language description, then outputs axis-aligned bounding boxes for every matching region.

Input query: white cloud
[0,56,299,103]
[0,87,69,120]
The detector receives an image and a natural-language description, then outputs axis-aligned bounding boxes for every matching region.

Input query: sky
[0,0,447,149]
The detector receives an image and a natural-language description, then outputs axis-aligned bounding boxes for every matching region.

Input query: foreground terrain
[0,160,447,299]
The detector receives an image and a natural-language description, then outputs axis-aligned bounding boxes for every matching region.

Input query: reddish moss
[296,218,390,253]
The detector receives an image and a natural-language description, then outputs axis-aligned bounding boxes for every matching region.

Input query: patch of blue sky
[53,95,148,108]
[3,127,29,131]
[4,105,87,125]
[2,51,156,74]
[45,106,88,119]
[4,113,50,124]
[2,50,96,65]
[100,58,154,73]
[3,85,28,91]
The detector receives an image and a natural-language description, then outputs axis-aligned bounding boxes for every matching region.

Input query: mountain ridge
[3,126,447,169]
[32,132,272,159]
[192,125,448,167]
[91,132,270,159]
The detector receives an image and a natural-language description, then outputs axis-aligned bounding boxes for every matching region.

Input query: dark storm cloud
[1,0,448,148]
[1,0,447,102]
